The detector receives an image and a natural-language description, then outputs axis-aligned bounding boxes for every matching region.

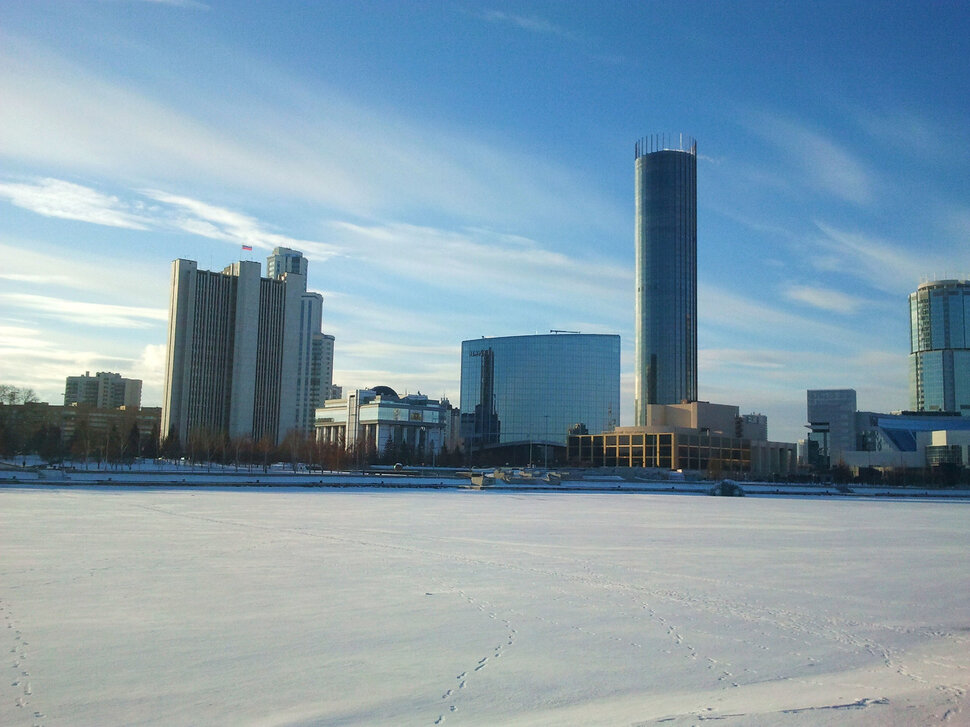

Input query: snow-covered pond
[1,487,968,726]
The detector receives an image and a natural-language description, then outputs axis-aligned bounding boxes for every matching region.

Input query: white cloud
[698,283,859,347]
[0,330,135,402]
[0,238,166,305]
[144,190,342,258]
[329,221,629,313]
[0,272,72,285]
[478,10,579,41]
[784,284,864,314]
[811,222,944,293]
[0,293,167,328]
[0,178,149,229]
[0,33,624,239]
[749,114,878,206]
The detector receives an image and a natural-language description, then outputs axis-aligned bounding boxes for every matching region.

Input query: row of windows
[568,433,752,471]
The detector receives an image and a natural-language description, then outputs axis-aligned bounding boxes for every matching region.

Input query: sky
[2,1,970,444]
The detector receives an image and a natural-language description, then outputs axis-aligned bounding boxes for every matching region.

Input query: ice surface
[1,487,968,725]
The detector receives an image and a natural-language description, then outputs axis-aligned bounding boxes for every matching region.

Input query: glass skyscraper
[459,334,620,451]
[634,135,697,424]
[909,279,970,415]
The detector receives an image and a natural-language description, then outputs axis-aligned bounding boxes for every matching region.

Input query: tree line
[0,406,160,469]
[158,426,466,471]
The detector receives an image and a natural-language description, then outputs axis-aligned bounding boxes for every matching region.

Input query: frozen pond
[1,487,968,725]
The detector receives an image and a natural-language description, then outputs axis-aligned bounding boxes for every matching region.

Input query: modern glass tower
[634,135,697,424]
[909,279,970,415]
[459,333,620,450]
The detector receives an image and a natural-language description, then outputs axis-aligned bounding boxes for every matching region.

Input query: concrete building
[568,401,796,477]
[909,279,970,415]
[801,385,970,471]
[314,387,449,461]
[64,371,142,409]
[161,250,325,447]
[266,248,330,435]
[459,333,620,457]
[313,333,338,404]
[634,135,697,422]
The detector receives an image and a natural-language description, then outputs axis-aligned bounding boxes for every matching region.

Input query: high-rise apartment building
[267,246,308,278]
[634,135,697,424]
[909,279,970,415]
[313,333,337,403]
[64,371,142,409]
[161,248,327,446]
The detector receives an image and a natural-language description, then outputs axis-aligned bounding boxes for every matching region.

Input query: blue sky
[2,1,970,443]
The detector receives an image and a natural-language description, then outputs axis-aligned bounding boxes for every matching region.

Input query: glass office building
[909,280,970,415]
[460,334,620,451]
[634,135,697,423]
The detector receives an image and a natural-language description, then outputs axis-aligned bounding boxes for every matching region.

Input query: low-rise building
[315,387,450,462]
[567,401,796,477]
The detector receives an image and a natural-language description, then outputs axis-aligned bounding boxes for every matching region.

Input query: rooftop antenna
[550,329,580,334]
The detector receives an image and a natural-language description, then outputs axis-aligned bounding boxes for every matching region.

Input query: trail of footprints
[432,591,518,724]
[427,566,968,724]
[2,599,45,726]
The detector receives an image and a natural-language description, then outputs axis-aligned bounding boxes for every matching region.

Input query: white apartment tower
[266,248,329,434]
[65,371,142,409]
[161,248,329,446]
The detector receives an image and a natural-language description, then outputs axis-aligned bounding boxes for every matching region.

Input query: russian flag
[242,244,253,251]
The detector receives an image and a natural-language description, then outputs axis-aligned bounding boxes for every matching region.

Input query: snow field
[1,487,968,725]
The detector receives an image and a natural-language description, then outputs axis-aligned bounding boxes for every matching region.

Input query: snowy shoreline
[3,472,970,499]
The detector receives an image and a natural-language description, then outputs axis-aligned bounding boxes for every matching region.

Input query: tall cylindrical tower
[634,136,697,424]
[909,279,970,413]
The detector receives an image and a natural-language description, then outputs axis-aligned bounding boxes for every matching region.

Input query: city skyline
[2,2,970,443]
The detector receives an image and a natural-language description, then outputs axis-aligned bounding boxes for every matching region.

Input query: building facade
[267,248,330,435]
[161,249,325,447]
[634,135,697,422]
[806,388,858,468]
[65,371,142,409]
[459,333,620,454]
[909,279,970,415]
[568,401,796,477]
[314,386,449,460]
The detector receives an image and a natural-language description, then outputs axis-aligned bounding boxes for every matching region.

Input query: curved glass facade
[460,334,620,449]
[909,279,970,414]
[634,139,697,422]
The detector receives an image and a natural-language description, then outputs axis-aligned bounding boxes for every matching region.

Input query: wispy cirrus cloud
[478,10,579,41]
[329,221,629,313]
[784,284,864,314]
[135,0,210,9]
[0,33,624,239]
[698,282,860,347]
[144,190,343,259]
[811,222,946,293]
[0,179,342,263]
[0,178,150,229]
[473,8,623,64]
[747,114,878,206]
[0,293,167,328]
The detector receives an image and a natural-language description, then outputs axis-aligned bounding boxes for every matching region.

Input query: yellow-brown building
[567,402,796,477]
